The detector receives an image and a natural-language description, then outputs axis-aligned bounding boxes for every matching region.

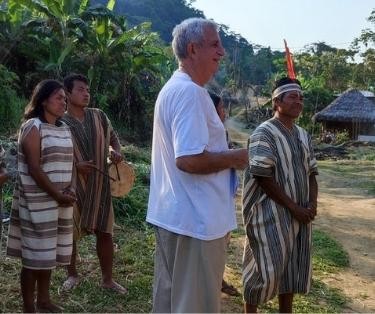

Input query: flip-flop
[62,276,80,291]
[221,280,240,296]
[102,281,128,295]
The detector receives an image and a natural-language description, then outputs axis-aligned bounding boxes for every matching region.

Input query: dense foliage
[96,0,374,133]
[101,1,375,89]
[0,1,374,139]
[0,0,172,141]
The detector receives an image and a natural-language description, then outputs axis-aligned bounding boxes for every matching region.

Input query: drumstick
[115,164,120,180]
[93,166,116,181]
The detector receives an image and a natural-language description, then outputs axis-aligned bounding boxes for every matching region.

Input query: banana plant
[1,0,171,140]
[3,0,91,77]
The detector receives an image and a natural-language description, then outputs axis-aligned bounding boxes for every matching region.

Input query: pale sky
[192,0,374,53]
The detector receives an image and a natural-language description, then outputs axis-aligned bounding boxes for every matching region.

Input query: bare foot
[62,276,80,291]
[101,281,128,295]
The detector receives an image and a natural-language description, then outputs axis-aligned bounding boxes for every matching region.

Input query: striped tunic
[61,109,115,239]
[7,118,74,270]
[242,118,318,305]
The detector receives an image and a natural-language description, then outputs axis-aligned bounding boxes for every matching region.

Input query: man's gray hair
[172,18,219,62]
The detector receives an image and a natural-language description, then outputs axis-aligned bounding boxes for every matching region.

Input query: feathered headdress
[284,39,296,79]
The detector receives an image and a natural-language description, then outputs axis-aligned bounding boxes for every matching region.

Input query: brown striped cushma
[7,118,74,269]
[61,108,115,239]
[242,118,318,305]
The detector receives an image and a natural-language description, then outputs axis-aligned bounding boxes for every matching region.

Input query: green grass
[0,227,155,313]
[113,144,151,229]
[256,230,349,313]
[312,230,349,274]
[121,144,151,164]
[0,144,154,313]
[347,145,375,161]
[0,144,357,313]
[318,159,375,195]
[221,228,350,313]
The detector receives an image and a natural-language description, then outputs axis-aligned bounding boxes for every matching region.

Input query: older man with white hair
[147,17,248,313]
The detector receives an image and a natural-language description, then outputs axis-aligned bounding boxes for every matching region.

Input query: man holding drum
[61,73,127,294]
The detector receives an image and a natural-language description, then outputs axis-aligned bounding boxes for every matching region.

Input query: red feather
[284,39,296,79]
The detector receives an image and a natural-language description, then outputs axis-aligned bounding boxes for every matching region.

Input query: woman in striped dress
[7,80,76,313]
[242,77,318,313]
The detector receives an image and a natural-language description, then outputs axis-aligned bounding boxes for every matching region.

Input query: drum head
[108,161,135,197]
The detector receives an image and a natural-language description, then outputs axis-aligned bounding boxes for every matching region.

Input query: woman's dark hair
[24,79,64,121]
[63,73,89,93]
[208,91,221,108]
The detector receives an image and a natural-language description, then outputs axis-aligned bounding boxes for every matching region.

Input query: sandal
[102,281,128,295]
[62,276,80,291]
[221,280,240,296]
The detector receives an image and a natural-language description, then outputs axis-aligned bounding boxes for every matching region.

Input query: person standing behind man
[209,91,240,297]
[147,18,248,313]
[61,74,127,294]
[242,77,318,313]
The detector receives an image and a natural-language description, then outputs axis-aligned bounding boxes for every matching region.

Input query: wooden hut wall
[322,121,375,139]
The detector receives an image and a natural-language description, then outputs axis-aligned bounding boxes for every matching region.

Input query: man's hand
[176,148,248,174]
[230,148,249,170]
[289,204,316,224]
[109,150,123,165]
[307,201,318,217]
[76,160,96,175]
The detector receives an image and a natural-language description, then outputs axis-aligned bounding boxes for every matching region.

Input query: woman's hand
[56,190,76,207]
[62,187,76,199]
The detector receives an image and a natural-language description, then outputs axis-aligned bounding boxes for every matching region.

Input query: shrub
[113,145,151,230]
[0,65,24,135]
[335,130,350,145]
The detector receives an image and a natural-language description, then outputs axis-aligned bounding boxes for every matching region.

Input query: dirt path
[315,172,375,312]
[221,117,375,312]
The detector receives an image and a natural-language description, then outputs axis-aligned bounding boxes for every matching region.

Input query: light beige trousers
[152,226,227,313]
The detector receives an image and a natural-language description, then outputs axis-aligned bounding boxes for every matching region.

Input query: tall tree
[352,9,375,91]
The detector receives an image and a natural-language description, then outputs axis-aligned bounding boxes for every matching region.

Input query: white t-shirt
[146,71,237,240]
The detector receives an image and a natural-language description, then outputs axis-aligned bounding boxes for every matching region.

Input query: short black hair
[272,77,301,101]
[208,91,221,108]
[63,73,89,93]
[271,77,302,110]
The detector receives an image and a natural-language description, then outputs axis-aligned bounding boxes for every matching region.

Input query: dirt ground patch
[315,172,375,312]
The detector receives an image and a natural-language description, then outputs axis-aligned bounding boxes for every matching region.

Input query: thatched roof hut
[313,89,375,139]
[314,89,375,123]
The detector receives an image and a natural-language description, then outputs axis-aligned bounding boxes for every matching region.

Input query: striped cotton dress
[7,118,74,270]
[242,118,318,305]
